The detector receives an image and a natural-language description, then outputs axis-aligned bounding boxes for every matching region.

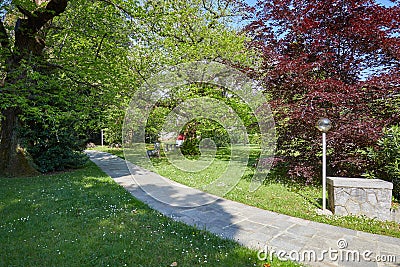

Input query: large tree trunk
[0,108,39,177]
[0,0,69,177]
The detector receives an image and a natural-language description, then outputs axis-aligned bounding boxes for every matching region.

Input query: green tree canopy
[0,0,253,176]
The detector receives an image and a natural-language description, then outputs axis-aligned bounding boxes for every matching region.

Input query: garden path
[87,150,400,267]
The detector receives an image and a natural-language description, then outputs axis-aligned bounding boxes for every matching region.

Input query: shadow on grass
[240,160,323,210]
[0,160,296,267]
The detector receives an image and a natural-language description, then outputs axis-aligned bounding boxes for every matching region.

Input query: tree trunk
[0,108,38,177]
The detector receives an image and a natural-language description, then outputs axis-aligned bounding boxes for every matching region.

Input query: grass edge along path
[93,146,400,239]
[0,162,298,267]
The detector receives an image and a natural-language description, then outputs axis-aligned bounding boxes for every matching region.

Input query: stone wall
[327,177,393,221]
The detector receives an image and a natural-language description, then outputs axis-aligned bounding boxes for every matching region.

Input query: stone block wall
[327,177,393,221]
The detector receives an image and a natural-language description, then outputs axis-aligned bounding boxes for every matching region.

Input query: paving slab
[86,150,400,267]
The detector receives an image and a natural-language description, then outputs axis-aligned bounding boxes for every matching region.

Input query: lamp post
[101,129,104,147]
[316,118,332,211]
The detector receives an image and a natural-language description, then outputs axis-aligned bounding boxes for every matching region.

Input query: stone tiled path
[86,150,400,267]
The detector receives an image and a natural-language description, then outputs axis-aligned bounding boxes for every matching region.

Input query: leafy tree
[244,0,399,183]
[145,82,260,156]
[0,0,252,175]
[102,0,254,145]
[45,0,143,146]
[0,0,70,176]
[0,0,141,175]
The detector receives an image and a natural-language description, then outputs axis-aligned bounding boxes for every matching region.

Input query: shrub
[180,138,200,156]
[365,125,400,200]
[20,117,88,173]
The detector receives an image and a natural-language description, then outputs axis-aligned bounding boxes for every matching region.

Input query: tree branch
[201,0,236,29]
[0,20,10,49]
[30,0,69,32]
[49,63,102,89]
[95,33,107,60]
[202,0,218,17]
[16,5,33,19]
[97,0,136,18]
[13,0,69,58]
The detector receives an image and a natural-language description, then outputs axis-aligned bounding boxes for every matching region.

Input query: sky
[244,0,397,7]
[235,0,397,29]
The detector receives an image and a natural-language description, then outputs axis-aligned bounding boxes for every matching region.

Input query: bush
[20,118,88,173]
[29,136,88,173]
[180,138,200,156]
[365,125,400,200]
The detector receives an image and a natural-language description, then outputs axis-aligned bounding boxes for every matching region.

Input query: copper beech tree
[244,0,399,183]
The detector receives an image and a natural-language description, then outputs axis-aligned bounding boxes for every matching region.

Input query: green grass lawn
[94,146,400,238]
[0,162,298,267]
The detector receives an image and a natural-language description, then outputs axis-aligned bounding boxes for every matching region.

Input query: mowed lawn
[0,162,298,267]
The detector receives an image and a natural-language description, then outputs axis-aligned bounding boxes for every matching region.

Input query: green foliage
[180,137,201,156]
[20,116,88,173]
[145,106,171,144]
[46,0,141,146]
[0,57,91,173]
[26,135,87,173]
[178,119,230,156]
[145,83,259,152]
[195,119,230,147]
[58,0,253,148]
[1,0,141,174]
[140,0,252,67]
[14,66,88,173]
[103,107,126,145]
[0,0,255,175]
[365,125,400,200]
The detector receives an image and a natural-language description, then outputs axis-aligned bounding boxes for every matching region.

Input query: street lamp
[316,118,332,211]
